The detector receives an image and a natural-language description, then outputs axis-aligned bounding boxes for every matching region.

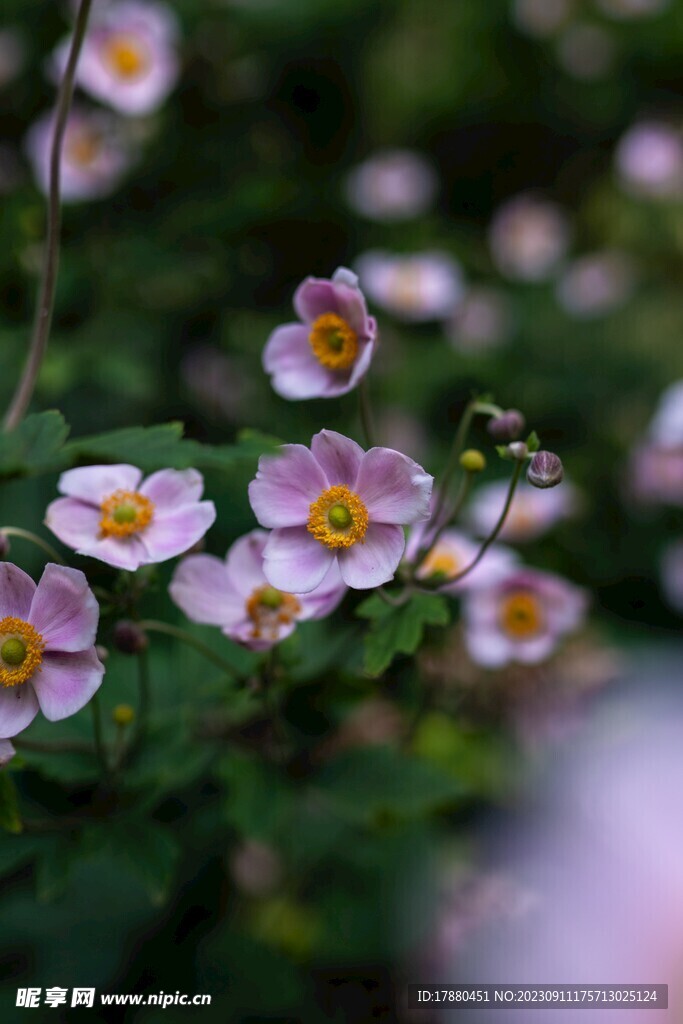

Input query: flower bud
[0,534,10,560]
[487,409,526,443]
[95,644,109,662]
[527,450,564,488]
[507,441,529,461]
[112,619,148,655]
[460,449,487,473]
[112,703,135,727]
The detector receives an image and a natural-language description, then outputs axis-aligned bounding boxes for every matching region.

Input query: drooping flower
[468,480,578,542]
[25,107,131,203]
[343,149,437,222]
[0,562,104,739]
[406,524,519,594]
[462,568,587,668]
[615,121,683,199]
[488,194,570,282]
[354,250,464,322]
[248,430,433,591]
[170,529,346,651]
[263,268,378,400]
[556,250,635,318]
[55,0,180,117]
[0,738,15,768]
[46,465,216,571]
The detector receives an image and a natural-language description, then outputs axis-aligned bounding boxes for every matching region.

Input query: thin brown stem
[4,0,93,430]
[0,527,66,565]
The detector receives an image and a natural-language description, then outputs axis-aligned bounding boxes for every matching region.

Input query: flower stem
[90,693,109,774]
[0,527,67,565]
[138,619,235,676]
[413,470,476,573]
[3,0,93,431]
[358,378,377,448]
[133,646,151,749]
[428,399,478,538]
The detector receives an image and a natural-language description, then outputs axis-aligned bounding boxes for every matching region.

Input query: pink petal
[0,683,39,739]
[170,554,244,628]
[29,564,99,653]
[347,334,377,391]
[224,530,269,595]
[139,468,204,510]
[356,447,433,524]
[298,559,347,619]
[45,497,102,551]
[337,523,405,589]
[311,429,364,487]
[0,738,14,767]
[32,648,104,721]
[263,324,336,400]
[79,534,150,571]
[228,618,297,652]
[0,562,36,620]
[249,445,328,529]
[57,464,142,505]
[294,277,372,337]
[140,501,216,563]
[464,629,512,668]
[263,527,334,593]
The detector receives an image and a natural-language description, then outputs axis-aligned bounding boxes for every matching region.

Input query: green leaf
[216,750,292,842]
[0,410,69,479]
[0,773,22,833]
[315,746,466,825]
[526,430,541,453]
[35,837,77,902]
[356,592,450,677]
[89,823,181,906]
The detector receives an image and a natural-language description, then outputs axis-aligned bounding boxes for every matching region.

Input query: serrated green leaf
[357,592,450,677]
[0,410,70,479]
[0,773,22,833]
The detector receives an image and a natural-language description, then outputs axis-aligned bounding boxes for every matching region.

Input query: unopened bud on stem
[113,620,148,655]
[527,450,564,488]
[507,441,529,461]
[487,409,526,443]
[460,449,487,473]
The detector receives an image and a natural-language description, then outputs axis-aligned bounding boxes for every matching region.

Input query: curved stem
[0,527,66,565]
[413,470,476,573]
[3,0,93,431]
[138,619,235,676]
[12,736,94,755]
[358,378,377,449]
[428,400,477,540]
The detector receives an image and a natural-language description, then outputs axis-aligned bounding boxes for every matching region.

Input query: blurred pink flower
[170,529,345,652]
[648,379,683,446]
[46,465,216,571]
[0,738,15,768]
[25,107,131,202]
[629,443,683,505]
[556,250,635,318]
[512,0,575,37]
[354,250,464,322]
[446,286,513,353]
[406,525,519,594]
[468,480,578,542]
[489,194,570,282]
[615,121,683,199]
[56,0,180,116]
[343,149,437,222]
[463,567,587,668]
[249,429,433,592]
[0,563,104,739]
[263,268,377,400]
[556,23,616,81]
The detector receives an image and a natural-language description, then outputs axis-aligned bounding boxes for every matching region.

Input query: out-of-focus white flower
[512,0,575,37]
[615,121,683,199]
[556,250,635,318]
[629,443,683,505]
[376,408,430,465]
[343,149,438,222]
[55,0,180,116]
[468,480,578,543]
[488,195,571,282]
[649,380,683,447]
[0,28,25,89]
[596,0,670,18]
[25,107,132,202]
[354,250,464,322]
[556,22,616,80]
[446,287,513,353]
[406,525,519,594]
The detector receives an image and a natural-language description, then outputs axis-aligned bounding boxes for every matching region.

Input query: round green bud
[113,504,137,525]
[1,638,26,666]
[459,449,487,473]
[112,703,135,727]
[260,586,283,609]
[328,503,353,529]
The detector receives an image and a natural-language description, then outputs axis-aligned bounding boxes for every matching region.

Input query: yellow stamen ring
[499,590,543,640]
[420,547,460,582]
[0,617,45,688]
[103,34,151,80]
[307,485,369,549]
[246,586,301,641]
[100,490,155,539]
[309,313,359,371]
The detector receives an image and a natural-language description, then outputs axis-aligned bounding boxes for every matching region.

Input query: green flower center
[328,504,353,530]
[113,503,138,525]
[1,638,26,666]
[259,586,284,610]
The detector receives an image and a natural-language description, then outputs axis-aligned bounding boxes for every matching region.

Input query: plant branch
[0,527,67,565]
[138,619,236,675]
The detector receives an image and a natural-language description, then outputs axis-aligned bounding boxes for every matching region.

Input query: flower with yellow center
[308,313,359,371]
[420,546,460,582]
[307,485,369,550]
[0,617,45,689]
[499,590,544,639]
[100,489,155,539]
[66,128,102,168]
[102,33,151,80]
[246,585,301,642]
